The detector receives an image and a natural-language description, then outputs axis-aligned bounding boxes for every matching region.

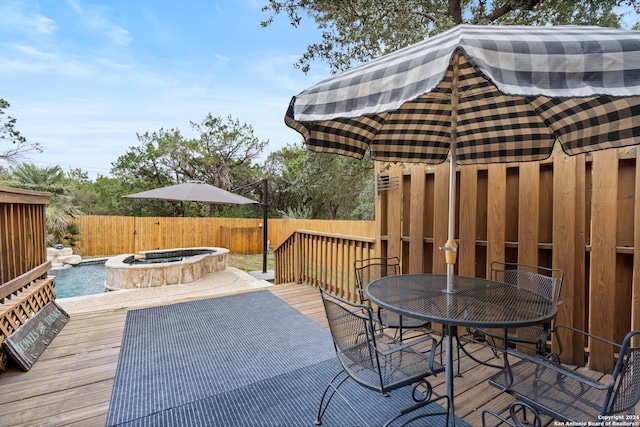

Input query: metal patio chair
[473,262,564,358]
[315,286,449,427]
[354,257,432,341]
[483,327,640,426]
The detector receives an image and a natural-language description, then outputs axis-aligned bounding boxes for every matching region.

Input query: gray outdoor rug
[106,290,464,427]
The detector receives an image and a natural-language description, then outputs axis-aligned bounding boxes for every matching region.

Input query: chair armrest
[555,325,623,350]
[378,335,436,356]
[507,349,613,391]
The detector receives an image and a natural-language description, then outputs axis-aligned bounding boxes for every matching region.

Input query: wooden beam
[589,149,618,373]
[553,152,587,364]
[0,187,50,206]
[487,164,506,267]
[518,162,539,266]
[409,165,425,273]
[459,166,477,276]
[433,163,450,274]
[387,165,403,260]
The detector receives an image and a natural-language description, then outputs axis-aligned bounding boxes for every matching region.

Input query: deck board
[0,283,628,426]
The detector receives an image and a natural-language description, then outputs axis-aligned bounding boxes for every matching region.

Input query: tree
[11,162,65,191]
[264,143,375,219]
[0,99,42,164]
[187,114,268,192]
[110,114,268,217]
[262,0,639,73]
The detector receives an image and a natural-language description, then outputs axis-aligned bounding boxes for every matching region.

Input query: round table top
[366,273,557,328]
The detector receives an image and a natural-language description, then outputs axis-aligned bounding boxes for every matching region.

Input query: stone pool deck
[56,267,274,315]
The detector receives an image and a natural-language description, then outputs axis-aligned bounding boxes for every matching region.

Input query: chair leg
[315,370,349,425]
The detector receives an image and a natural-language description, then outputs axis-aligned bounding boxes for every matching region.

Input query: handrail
[273,229,375,302]
[0,261,51,303]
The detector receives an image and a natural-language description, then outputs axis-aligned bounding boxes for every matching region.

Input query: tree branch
[485,0,543,22]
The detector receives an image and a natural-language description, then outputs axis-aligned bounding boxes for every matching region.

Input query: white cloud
[65,0,133,46]
[7,43,56,58]
[31,14,57,34]
[0,5,57,35]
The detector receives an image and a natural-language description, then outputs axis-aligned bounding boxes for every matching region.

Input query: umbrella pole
[443,50,461,426]
[443,50,460,294]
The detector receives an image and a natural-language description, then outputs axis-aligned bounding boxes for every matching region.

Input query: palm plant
[11,163,84,251]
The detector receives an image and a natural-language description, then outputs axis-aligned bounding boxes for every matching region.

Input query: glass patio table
[366,273,558,425]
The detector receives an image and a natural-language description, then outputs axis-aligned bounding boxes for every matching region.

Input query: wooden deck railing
[273,229,376,302]
[0,186,53,372]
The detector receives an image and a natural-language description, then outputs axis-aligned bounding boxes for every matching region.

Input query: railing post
[294,231,302,283]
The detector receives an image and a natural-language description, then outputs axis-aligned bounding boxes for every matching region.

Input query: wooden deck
[0,283,620,426]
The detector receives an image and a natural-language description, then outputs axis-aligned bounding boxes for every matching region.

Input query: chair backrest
[605,330,640,416]
[490,261,564,305]
[354,257,400,304]
[319,286,379,374]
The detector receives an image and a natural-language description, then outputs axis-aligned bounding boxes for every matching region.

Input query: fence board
[553,153,586,363]
[433,163,450,274]
[459,166,478,277]
[518,162,539,267]
[588,150,619,373]
[388,165,403,259]
[487,164,506,267]
[409,165,425,273]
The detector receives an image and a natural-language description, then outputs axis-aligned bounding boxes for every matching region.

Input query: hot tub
[105,247,229,290]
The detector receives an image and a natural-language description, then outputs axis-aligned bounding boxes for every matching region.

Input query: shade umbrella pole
[444,50,460,294]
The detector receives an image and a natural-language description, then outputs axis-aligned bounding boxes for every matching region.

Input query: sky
[0,0,328,178]
[2,1,638,179]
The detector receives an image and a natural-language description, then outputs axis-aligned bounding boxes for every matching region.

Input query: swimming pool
[50,261,108,298]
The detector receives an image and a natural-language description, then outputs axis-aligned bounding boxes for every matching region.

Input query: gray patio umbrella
[125,181,269,272]
[285,24,640,292]
[125,181,258,205]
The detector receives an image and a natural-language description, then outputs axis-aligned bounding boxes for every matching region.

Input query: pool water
[50,262,108,298]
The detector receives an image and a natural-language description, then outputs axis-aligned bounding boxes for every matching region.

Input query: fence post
[553,152,587,364]
[590,150,619,373]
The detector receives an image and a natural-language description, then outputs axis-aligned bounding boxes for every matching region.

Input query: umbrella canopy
[285,24,640,291]
[286,25,640,164]
[125,182,258,205]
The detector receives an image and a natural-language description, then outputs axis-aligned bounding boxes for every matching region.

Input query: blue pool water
[50,261,108,298]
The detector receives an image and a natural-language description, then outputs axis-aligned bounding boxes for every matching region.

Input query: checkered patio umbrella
[285,24,640,291]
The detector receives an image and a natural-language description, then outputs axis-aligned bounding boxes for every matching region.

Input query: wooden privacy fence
[72,216,375,256]
[271,146,640,374]
[373,146,640,372]
[0,186,54,372]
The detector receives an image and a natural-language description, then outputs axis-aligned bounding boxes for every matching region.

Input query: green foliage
[4,162,84,251]
[262,0,638,73]
[264,143,374,219]
[109,113,268,217]
[0,99,42,165]
[10,163,65,192]
[47,212,83,253]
